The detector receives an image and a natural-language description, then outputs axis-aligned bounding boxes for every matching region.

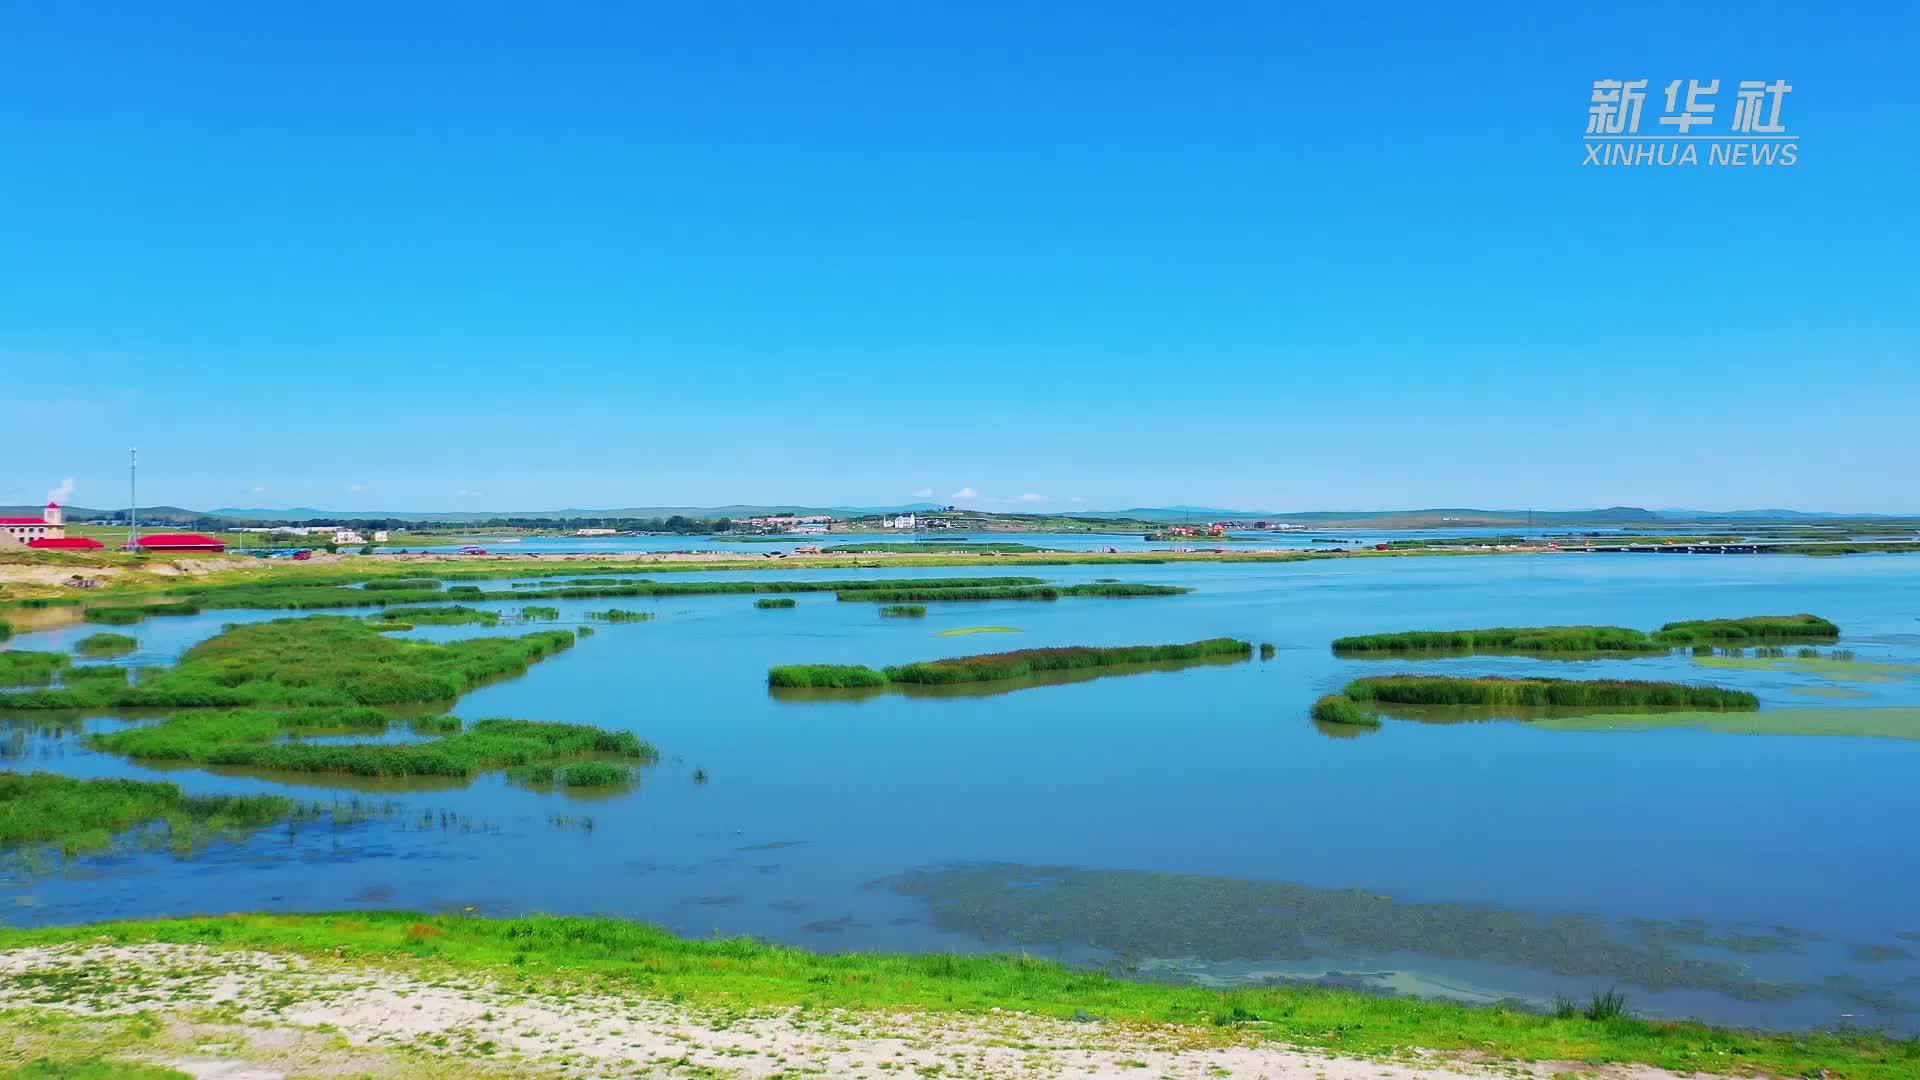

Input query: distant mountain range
[6,503,1912,528]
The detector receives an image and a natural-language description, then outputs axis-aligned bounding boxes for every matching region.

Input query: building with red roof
[27,536,105,550]
[133,532,227,553]
[1,502,68,549]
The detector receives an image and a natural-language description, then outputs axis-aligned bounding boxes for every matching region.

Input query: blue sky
[3,2,1914,513]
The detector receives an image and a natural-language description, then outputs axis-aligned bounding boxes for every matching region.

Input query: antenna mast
[129,447,139,550]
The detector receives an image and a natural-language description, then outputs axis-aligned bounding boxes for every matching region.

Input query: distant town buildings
[745,514,834,533]
[575,528,617,536]
[883,513,917,529]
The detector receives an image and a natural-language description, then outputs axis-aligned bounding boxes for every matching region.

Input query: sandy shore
[0,942,1693,1080]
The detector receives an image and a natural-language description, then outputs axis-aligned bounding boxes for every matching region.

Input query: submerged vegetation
[1,912,1911,1080]
[1339,675,1758,710]
[73,632,138,657]
[0,771,293,855]
[585,608,653,622]
[0,616,574,710]
[770,639,1251,690]
[754,597,797,609]
[1332,613,1840,656]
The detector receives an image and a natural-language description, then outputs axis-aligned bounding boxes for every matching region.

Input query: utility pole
[128,447,139,550]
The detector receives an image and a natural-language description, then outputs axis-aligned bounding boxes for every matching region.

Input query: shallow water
[5,552,1920,1032]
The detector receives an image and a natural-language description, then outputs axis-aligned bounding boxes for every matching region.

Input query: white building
[884,514,917,529]
[0,502,65,548]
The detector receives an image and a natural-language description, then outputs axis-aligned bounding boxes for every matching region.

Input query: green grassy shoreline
[0,912,1910,1078]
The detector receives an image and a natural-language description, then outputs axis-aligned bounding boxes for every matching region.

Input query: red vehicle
[459,546,489,555]
[291,550,312,561]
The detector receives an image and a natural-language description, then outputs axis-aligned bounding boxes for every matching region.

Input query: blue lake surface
[5,552,1920,1032]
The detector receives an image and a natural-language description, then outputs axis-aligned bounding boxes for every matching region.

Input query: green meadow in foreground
[769,638,1251,688]
[1331,613,1839,655]
[0,617,574,710]
[0,772,292,855]
[86,708,655,781]
[1339,675,1759,710]
[0,912,1910,1079]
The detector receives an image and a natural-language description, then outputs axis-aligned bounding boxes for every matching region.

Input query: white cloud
[457,489,485,498]
[911,487,934,499]
[1068,496,1085,503]
[348,483,368,494]
[250,485,269,495]
[46,477,75,504]
[950,487,979,500]
[1012,493,1048,503]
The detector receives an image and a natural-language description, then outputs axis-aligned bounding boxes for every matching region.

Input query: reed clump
[364,578,443,592]
[1332,626,1661,654]
[75,632,138,657]
[755,597,797,609]
[879,605,927,617]
[1651,614,1840,643]
[519,606,561,620]
[1341,676,1758,710]
[766,664,889,689]
[90,711,656,780]
[1312,693,1379,726]
[0,650,70,688]
[586,609,654,623]
[379,605,502,626]
[770,639,1251,690]
[83,602,201,625]
[0,771,294,855]
[0,616,574,710]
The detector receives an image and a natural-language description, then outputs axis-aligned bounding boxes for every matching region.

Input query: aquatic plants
[0,650,69,688]
[0,912,1909,1079]
[586,608,654,622]
[0,771,293,855]
[377,604,502,626]
[755,597,797,609]
[74,632,138,657]
[1332,625,1662,654]
[1331,614,1842,656]
[81,602,201,625]
[90,710,656,780]
[0,616,575,710]
[508,760,634,788]
[170,575,1054,612]
[364,578,443,591]
[770,639,1252,690]
[519,605,560,620]
[1340,676,1758,710]
[837,583,1187,604]
[766,664,889,689]
[1311,693,1378,726]
[1651,614,1840,643]
[885,639,1249,685]
[878,604,927,617]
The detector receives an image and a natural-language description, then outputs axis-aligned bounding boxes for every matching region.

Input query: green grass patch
[771,639,1250,690]
[1332,614,1842,656]
[1342,676,1757,710]
[507,759,634,788]
[0,771,293,855]
[766,664,889,689]
[754,597,797,609]
[363,578,444,591]
[585,608,653,622]
[0,911,1910,1079]
[878,604,927,617]
[0,1058,192,1079]
[937,625,1020,636]
[376,604,501,626]
[0,650,69,688]
[89,710,656,780]
[73,632,138,657]
[1530,707,1920,740]
[1311,693,1378,726]
[837,583,1186,604]
[1651,613,1840,643]
[80,602,201,625]
[1693,653,1920,682]
[0,616,573,710]
[518,605,560,620]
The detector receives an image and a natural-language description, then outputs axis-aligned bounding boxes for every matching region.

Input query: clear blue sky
[3,2,1914,514]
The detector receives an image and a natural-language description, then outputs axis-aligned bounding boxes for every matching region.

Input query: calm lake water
[6,553,1920,1033]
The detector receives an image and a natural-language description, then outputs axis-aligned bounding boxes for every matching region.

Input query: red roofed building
[27,536,105,550]
[133,532,227,553]
[1,502,67,549]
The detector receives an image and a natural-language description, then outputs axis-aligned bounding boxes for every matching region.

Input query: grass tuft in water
[754,597,797,609]
[74,632,138,657]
